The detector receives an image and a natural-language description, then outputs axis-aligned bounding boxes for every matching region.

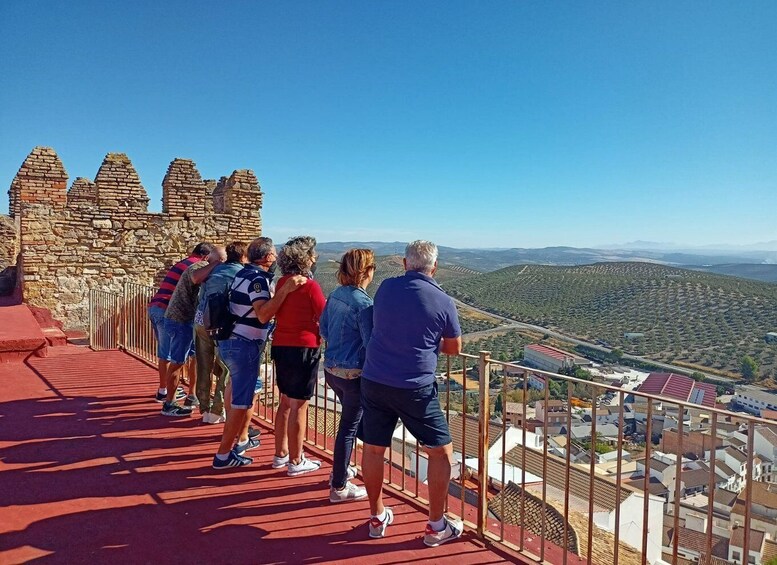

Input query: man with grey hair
[360,240,464,546]
[213,237,307,469]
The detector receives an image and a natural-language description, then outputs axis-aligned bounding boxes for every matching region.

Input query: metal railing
[88,283,196,383]
[88,287,773,565]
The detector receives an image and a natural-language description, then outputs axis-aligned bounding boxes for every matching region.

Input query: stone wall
[0,214,17,270]
[7,146,263,329]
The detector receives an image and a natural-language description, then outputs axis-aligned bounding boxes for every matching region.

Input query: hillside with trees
[445,262,777,379]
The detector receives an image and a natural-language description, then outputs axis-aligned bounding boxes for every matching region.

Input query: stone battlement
[2,146,264,328]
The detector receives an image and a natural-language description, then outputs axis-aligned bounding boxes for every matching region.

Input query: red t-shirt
[272,275,326,348]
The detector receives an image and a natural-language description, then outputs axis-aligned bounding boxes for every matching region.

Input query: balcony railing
[89,284,775,565]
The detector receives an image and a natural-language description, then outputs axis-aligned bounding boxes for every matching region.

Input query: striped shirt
[229,264,272,341]
[149,256,200,310]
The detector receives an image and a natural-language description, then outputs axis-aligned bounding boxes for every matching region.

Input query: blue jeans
[148,305,171,360]
[325,370,363,489]
[219,336,264,410]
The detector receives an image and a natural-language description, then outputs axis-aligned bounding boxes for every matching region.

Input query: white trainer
[423,516,464,547]
[287,456,321,477]
[329,481,368,503]
[272,454,289,469]
[369,507,394,538]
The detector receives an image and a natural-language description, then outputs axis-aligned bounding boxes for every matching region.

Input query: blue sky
[1,2,775,248]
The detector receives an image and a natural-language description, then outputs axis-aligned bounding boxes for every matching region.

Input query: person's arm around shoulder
[191,249,226,285]
[253,275,308,324]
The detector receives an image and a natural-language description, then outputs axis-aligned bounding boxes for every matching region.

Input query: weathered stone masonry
[2,146,263,329]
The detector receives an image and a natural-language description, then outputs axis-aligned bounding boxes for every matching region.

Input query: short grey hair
[248,237,274,263]
[405,240,438,273]
[278,235,317,275]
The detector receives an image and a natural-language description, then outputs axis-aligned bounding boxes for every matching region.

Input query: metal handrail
[89,287,768,565]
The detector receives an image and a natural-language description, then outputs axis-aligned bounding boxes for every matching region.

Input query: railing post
[88,288,94,350]
[477,350,491,538]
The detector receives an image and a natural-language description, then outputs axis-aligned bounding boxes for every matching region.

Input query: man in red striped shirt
[148,243,212,402]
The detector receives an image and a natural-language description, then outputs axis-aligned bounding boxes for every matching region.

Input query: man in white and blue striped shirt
[213,237,308,470]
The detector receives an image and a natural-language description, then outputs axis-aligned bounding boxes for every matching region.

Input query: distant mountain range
[316,241,777,283]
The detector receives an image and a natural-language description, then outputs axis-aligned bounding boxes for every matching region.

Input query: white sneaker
[423,516,464,547]
[329,481,367,503]
[202,412,213,424]
[209,412,225,424]
[287,456,322,477]
[369,507,394,538]
[272,454,289,469]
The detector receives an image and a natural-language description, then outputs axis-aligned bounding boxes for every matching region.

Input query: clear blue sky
[1,2,775,248]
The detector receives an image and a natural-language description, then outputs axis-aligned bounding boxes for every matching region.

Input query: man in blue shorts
[212,237,307,469]
[360,240,464,547]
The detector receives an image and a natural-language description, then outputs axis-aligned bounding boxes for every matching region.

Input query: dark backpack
[201,287,236,340]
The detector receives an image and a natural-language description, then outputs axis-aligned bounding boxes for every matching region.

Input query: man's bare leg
[362,443,387,516]
[157,359,169,389]
[217,407,246,455]
[164,362,184,403]
[426,443,454,522]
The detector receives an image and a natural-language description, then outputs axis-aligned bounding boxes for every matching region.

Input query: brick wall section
[8,177,21,217]
[8,146,263,329]
[67,177,97,206]
[162,158,206,218]
[94,152,149,215]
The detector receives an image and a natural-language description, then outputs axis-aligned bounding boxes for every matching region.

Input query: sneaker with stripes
[212,449,253,470]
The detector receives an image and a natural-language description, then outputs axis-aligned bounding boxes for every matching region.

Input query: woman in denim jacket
[320,249,376,503]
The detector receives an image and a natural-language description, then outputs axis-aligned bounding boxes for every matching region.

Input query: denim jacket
[320,285,374,370]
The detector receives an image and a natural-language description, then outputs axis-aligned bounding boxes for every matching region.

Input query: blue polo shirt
[362,270,461,389]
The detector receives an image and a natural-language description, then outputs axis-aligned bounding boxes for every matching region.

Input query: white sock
[158,388,167,395]
[215,453,229,461]
[428,517,445,532]
[373,509,387,521]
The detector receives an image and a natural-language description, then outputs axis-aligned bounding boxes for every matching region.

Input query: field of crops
[445,262,777,378]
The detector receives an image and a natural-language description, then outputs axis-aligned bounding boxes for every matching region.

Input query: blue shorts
[219,336,264,410]
[148,305,171,360]
[163,317,194,365]
[360,379,452,449]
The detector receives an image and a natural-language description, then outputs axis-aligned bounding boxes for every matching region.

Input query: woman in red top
[271,235,326,477]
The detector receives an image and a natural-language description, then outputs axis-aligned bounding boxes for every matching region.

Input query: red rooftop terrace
[2,287,776,565]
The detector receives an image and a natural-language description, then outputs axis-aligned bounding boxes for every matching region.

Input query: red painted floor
[0,347,521,564]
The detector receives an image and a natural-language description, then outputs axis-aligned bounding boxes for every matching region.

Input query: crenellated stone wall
[5,146,263,329]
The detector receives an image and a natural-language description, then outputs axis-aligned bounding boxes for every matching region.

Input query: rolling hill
[443,262,777,378]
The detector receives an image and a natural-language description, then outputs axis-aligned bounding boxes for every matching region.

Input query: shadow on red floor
[0,347,520,564]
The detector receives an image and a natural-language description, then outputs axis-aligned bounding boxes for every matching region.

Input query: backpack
[201,287,234,340]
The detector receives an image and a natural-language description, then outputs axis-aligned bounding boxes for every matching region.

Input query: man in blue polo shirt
[360,240,464,547]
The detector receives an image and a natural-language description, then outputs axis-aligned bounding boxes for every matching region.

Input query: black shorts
[271,345,321,401]
[360,378,452,449]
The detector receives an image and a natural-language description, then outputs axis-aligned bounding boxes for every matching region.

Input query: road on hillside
[453,298,737,384]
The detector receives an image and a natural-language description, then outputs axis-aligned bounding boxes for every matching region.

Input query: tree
[494,393,503,415]
[741,355,759,382]
[574,367,593,381]
[691,371,706,382]
[609,348,624,363]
